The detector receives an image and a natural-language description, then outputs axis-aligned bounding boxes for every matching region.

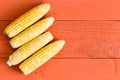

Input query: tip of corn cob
[37,3,50,9]
[39,3,50,9]
[7,56,12,66]
[56,40,65,46]
[45,17,54,24]
[48,16,55,21]
[7,61,12,66]
[9,40,17,49]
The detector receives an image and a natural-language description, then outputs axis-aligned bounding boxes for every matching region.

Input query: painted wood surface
[1,0,120,80]
[0,59,120,80]
[0,0,120,20]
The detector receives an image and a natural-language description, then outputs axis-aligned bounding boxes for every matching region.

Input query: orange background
[1,0,120,80]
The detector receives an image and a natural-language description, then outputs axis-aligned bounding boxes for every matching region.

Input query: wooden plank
[1,0,120,20]
[1,21,120,59]
[0,59,120,80]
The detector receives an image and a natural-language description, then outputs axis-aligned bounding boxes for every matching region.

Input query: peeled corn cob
[4,3,50,38]
[7,32,53,66]
[19,40,65,75]
[10,17,54,48]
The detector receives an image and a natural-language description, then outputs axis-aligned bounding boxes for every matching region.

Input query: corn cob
[4,3,50,38]
[19,40,65,75]
[10,17,54,48]
[7,32,53,66]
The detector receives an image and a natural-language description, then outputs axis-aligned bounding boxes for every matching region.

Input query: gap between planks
[1,20,120,21]
[1,58,120,59]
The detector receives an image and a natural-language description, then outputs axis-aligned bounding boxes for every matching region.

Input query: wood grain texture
[1,0,120,80]
[0,59,120,80]
[1,21,120,59]
[1,0,120,20]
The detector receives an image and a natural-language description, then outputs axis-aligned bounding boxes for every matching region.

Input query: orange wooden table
[1,0,120,80]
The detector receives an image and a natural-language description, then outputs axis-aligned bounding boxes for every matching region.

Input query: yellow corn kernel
[10,17,54,48]
[4,3,50,38]
[19,40,65,75]
[7,32,53,66]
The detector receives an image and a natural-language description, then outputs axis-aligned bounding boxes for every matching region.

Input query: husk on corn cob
[10,17,54,48]
[7,32,53,66]
[19,40,65,75]
[4,3,50,38]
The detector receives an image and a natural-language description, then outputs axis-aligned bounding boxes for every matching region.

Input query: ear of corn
[4,3,50,38]
[9,17,54,48]
[19,40,65,75]
[7,32,53,66]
